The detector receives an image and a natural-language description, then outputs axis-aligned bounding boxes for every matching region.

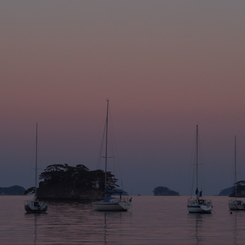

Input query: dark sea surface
[0,195,245,244]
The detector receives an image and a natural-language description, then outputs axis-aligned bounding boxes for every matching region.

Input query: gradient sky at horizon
[1,0,245,196]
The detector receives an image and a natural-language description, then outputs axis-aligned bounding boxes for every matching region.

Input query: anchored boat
[25,123,48,213]
[92,100,132,211]
[187,125,212,213]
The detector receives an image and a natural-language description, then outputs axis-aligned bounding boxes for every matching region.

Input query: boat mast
[234,135,237,199]
[196,124,199,198]
[35,123,38,194]
[104,99,109,191]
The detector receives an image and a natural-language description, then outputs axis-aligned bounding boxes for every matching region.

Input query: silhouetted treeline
[35,163,119,200]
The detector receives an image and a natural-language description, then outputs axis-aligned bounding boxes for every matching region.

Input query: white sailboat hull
[92,198,132,211]
[25,200,48,213]
[187,199,212,213]
[229,199,245,210]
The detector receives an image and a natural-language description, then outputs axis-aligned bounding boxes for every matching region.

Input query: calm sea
[0,195,244,244]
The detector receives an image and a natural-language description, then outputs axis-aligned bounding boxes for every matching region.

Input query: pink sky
[1,1,245,195]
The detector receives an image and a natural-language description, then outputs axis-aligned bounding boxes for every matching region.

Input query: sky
[1,0,245,196]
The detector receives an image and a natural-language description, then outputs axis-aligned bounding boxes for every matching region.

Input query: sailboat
[228,136,245,210]
[92,100,132,211]
[187,125,213,213]
[25,123,48,213]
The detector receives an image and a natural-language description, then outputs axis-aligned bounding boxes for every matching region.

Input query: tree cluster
[38,163,119,191]
[29,163,119,200]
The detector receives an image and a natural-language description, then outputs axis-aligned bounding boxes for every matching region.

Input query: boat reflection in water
[188,214,202,245]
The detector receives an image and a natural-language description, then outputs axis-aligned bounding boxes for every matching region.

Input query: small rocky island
[153,186,180,196]
[30,163,120,201]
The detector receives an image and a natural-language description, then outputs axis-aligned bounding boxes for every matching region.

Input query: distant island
[153,186,180,196]
[31,163,120,201]
[0,185,26,195]
[218,180,245,197]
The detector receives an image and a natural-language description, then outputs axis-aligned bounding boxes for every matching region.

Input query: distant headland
[218,180,245,197]
[0,185,26,195]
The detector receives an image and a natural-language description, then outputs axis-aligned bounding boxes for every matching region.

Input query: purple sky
[1,1,245,195]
